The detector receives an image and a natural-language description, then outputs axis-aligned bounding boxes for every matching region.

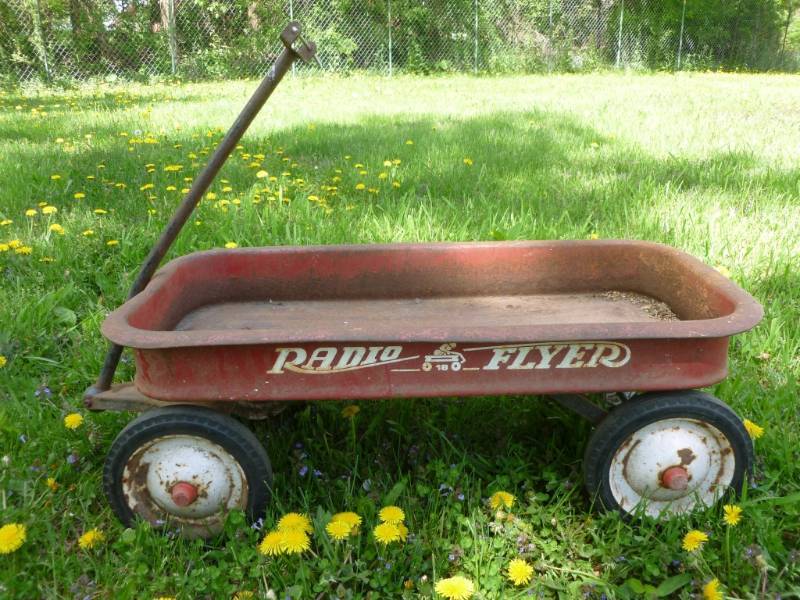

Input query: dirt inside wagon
[173,290,680,332]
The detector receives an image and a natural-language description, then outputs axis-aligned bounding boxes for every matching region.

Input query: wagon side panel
[133,337,730,401]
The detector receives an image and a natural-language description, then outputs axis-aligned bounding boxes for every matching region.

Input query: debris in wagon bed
[597,291,680,322]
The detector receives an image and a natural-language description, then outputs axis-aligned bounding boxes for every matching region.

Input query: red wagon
[85,24,763,538]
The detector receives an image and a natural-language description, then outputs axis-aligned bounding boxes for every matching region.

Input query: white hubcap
[123,435,247,536]
[609,418,735,517]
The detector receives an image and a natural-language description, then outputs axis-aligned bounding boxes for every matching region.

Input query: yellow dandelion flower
[280,529,310,554]
[588,232,600,240]
[224,242,238,249]
[14,246,32,255]
[507,558,534,586]
[743,419,764,439]
[46,477,59,491]
[397,522,408,542]
[73,192,85,199]
[331,512,362,529]
[257,531,283,556]
[140,183,154,191]
[682,529,709,552]
[8,240,21,249]
[378,172,388,179]
[93,208,107,215]
[0,523,26,554]
[0,244,7,253]
[64,413,84,429]
[82,230,94,237]
[435,575,474,600]
[0,219,12,226]
[42,205,58,214]
[379,505,405,524]
[106,240,119,247]
[164,165,183,172]
[463,157,473,166]
[0,356,6,368]
[703,578,723,600]
[78,528,104,550]
[392,181,401,188]
[49,224,65,235]
[405,139,414,145]
[326,519,351,541]
[233,592,254,600]
[383,160,392,167]
[373,522,401,545]
[50,174,61,180]
[206,192,217,200]
[490,491,515,510]
[166,185,177,191]
[392,159,401,165]
[25,209,37,217]
[341,405,360,418]
[277,512,312,533]
[723,504,742,526]
[355,183,366,190]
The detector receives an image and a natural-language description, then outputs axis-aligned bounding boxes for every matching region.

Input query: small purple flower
[29,464,42,472]
[18,434,27,444]
[67,452,79,465]
[384,562,392,570]
[362,479,372,492]
[294,442,303,449]
[448,553,456,562]
[251,517,264,531]
[457,492,465,501]
[298,465,308,477]
[155,519,166,526]
[313,469,322,478]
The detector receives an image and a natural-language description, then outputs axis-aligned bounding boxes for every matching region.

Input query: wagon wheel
[104,405,272,539]
[584,391,753,518]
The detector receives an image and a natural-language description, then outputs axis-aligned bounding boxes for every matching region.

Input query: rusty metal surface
[121,434,248,538]
[97,240,762,402]
[86,383,291,418]
[609,417,735,516]
[85,22,315,399]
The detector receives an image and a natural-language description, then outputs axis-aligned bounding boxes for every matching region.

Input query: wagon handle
[84,23,316,402]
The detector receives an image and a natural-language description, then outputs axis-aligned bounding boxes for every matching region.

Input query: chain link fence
[1,0,798,83]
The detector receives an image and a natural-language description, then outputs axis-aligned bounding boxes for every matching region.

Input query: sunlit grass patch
[0,72,799,598]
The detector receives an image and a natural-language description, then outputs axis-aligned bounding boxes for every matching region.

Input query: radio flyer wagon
[84,23,763,538]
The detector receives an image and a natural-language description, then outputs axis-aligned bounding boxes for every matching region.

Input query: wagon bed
[100,240,762,402]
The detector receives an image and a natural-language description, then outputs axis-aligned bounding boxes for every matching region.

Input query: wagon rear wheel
[584,390,753,518]
[104,405,272,539]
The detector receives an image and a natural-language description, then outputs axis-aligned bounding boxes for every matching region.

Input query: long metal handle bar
[85,22,316,400]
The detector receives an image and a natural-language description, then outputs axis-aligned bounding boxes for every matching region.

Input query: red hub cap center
[171,482,198,506]
[661,466,689,491]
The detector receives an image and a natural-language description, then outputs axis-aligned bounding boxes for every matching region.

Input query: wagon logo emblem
[268,346,418,374]
[422,343,465,372]
[464,341,631,370]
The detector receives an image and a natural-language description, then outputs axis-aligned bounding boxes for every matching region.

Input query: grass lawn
[0,72,799,598]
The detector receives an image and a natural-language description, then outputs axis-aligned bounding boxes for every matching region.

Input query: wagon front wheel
[104,405,272,539]
[584,390,753,518]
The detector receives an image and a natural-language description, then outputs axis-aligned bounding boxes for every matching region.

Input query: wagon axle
[661,466,690,491]
[171,482,199,507]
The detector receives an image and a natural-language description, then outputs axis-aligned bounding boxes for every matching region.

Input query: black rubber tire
[583,390,754,517]
[103,405,272,534]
